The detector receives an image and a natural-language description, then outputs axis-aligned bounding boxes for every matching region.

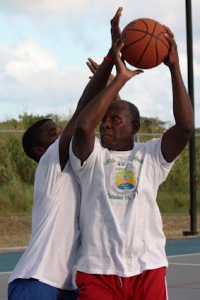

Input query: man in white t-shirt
[69,23,194,300]
[7,8,123,300]
[8,118,81,300]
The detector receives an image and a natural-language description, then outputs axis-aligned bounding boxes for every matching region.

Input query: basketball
[120,18,170,69]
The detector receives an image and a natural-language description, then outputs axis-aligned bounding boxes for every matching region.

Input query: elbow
[186,117,195,135]
[187,123,195,137]
[178,110,195,137]
[74,124,86,137]
[74,118,90,136]
[179,121,194,139]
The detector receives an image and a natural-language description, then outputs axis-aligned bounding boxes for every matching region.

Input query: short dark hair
[22,118,52,162]
[116,100,140,122]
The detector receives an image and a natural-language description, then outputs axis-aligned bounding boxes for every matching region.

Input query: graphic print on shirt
[106,157,140,201]
[114,168,137,192]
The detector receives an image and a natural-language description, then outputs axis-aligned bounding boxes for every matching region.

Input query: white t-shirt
[9,138,80,290]
[69,136,175,277]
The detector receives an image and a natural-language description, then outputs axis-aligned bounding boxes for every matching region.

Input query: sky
[0,0,199,128]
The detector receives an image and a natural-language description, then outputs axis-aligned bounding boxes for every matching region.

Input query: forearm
[76,74,128,131]
[77,50,114,109]
[170,65,194,131]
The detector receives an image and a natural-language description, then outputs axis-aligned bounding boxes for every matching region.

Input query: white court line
[0,271,11,275]
[169,262,200,266]
[167,253,200,258]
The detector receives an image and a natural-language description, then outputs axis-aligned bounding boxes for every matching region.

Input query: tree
[139,117,167,133]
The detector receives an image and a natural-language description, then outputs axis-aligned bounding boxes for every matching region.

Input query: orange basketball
[120,18,170,69]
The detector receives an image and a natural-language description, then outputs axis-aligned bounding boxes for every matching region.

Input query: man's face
[38,120,62,151]
[99,102,135,151]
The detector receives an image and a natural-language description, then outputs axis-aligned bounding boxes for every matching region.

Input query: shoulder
[134,137,162,152]
[37,138,61,175]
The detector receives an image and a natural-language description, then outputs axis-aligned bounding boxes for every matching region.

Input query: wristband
[104,56,114,64]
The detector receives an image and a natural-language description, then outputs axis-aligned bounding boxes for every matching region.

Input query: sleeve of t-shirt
[36,137,69,198]
[148,136,177,183]
[69,137,100,180]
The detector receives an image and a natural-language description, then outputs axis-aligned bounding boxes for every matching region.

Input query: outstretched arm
[72,40,143,163]
[161,26,194,162]
[59,7,123,170]
[86,58,121,100]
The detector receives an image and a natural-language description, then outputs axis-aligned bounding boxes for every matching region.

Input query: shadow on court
[1,237,200,300]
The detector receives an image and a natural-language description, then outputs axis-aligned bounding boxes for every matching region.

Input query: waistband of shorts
[12,278,39,285]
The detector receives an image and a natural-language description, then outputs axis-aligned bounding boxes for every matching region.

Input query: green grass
[157,189,191,213]
[0,132,199,215]
[0,181,33,215]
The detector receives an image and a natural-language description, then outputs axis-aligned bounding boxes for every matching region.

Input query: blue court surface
[1,237,200,300]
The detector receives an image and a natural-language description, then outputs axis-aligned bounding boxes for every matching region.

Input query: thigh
[76,272,122,300]
[8,279,60,300]
[128,267,167,300]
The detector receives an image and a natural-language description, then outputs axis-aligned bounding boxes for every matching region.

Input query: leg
[76,272,122,300]
[8,278,60,300]
[126,267,168,300]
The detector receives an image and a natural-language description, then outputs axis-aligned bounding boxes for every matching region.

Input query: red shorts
[76,267,168,300]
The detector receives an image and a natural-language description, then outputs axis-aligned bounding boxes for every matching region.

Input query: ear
[132,120,140,134]
[33,145,46,159]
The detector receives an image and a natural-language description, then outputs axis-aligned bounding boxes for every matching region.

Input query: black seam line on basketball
[137,21,157,66]
[122,29,169,52]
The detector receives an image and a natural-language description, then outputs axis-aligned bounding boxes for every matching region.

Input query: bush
[0,125,199,215]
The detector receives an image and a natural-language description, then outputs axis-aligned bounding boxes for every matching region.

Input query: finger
[86,62,96,74]
[163,25,174,39]
[87,58,98,66]
[121,56,126,65]
[88,58,99,68]
[111,7,123,25]
[163,32,176,48]
[115,39,125,53]
[133,69,143,75]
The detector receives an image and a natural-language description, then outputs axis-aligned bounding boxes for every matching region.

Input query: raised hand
[114,39,143,81]
[163,25,179,69]
[86,57,121,99]
[86,58,99,79]
[110,7,123,45]
[86,57,115,81]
